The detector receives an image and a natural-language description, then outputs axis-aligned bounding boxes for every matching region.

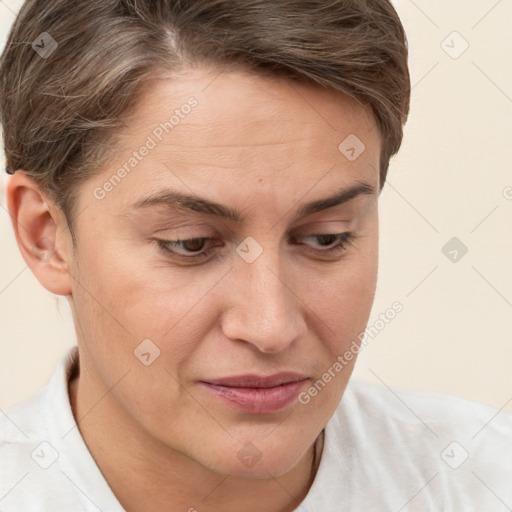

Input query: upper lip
[201,373,309,388]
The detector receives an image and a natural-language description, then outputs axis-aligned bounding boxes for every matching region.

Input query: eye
[155,237,219,261]
[291,232,355,254]
[154,232,356,263]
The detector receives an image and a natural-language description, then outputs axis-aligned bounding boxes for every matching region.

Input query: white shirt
[1,346,511,511]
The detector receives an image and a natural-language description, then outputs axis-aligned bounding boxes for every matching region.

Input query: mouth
[199,373,310,414]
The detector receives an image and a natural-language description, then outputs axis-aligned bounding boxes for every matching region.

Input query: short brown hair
[0,0,410,240]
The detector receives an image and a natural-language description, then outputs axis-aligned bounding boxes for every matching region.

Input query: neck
[68,370,323,512]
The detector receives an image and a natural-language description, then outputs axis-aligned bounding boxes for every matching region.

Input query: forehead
[122,66,378,153]
[82,67,381,216]
[136,67,374,130]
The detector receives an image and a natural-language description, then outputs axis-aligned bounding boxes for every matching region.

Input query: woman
[1,1,510,510]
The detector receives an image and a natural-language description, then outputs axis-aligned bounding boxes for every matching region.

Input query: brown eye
[179,238,207,252]
[155,237,219,261]
[291,232,355,253]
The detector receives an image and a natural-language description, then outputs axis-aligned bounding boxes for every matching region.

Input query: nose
[221,245,307,353]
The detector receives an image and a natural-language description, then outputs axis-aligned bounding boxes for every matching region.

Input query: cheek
[70,236,220,383]
[301,246,378,410]
[308,235,378,336]
[74,234,187,330]
[70,250,202,429]
[302,255,378,416]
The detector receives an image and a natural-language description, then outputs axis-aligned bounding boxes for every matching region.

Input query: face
[67,66,380,478]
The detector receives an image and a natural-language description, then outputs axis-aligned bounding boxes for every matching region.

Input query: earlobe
[5,170,73,296]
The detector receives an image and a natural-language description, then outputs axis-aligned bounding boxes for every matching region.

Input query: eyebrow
[131,181,375,222]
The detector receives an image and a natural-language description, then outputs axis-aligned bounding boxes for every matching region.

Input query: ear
[5,170,74,296]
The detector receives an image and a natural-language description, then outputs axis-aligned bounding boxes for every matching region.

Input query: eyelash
[154,232,356,262]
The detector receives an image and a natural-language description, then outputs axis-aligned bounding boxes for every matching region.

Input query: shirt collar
[44,345,125,511]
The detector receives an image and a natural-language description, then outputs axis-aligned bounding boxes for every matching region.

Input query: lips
[203,373,308,388]
[199,373,310,414]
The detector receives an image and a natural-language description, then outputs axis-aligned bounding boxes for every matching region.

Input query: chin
[198,437,311,479]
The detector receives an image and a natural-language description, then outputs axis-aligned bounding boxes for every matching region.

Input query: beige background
[1,0,511,412]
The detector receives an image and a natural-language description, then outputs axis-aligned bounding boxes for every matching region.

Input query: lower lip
[200,380,309,414]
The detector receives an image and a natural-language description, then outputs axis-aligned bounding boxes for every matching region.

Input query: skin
[7,66,381,512]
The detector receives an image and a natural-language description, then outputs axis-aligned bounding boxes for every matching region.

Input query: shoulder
[338,378,512,455]
[0,387,64,510]
[343,377,512,436]
[321,378,512,508]
[0,386,49,455]
[0,348,88,511]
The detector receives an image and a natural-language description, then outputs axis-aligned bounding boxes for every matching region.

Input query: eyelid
[154,231,356,262]
[293,220,352,234]
[153,223,212,235]
[152,218,352,237]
